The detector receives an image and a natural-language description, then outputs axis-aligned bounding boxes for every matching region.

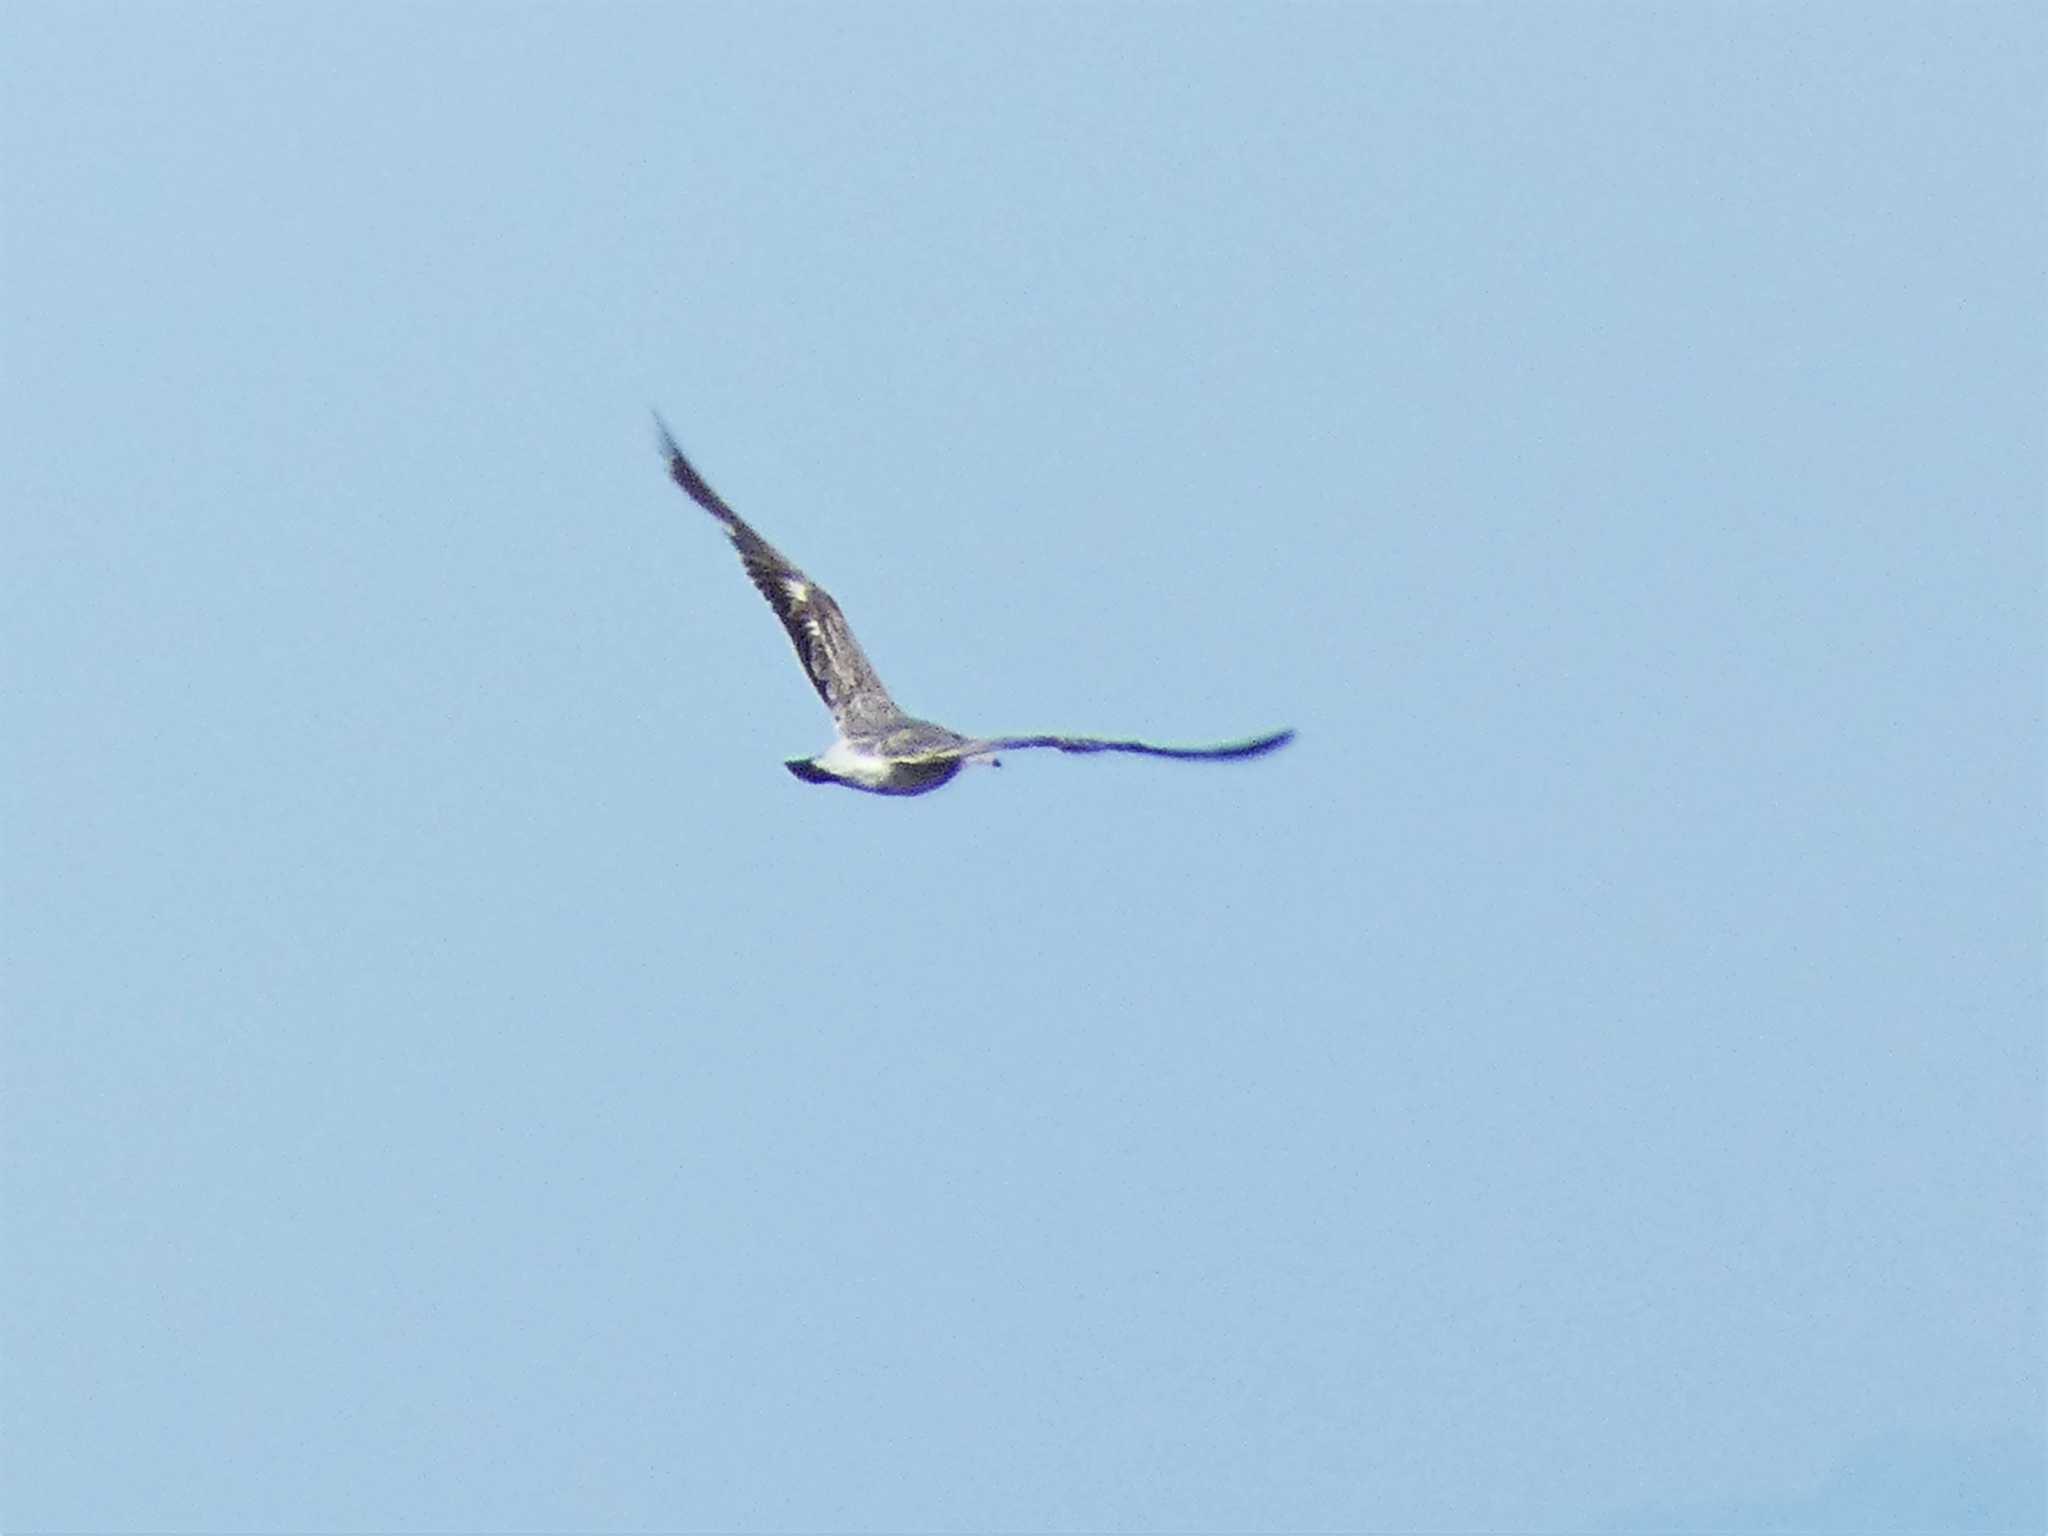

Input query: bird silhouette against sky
[656,415,1293,795]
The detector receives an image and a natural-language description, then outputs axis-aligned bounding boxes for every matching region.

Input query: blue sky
[3,5,2041,1531]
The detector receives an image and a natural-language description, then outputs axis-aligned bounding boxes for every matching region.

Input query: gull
[655,415,1294,796]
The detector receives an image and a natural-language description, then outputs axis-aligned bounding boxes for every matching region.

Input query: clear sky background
[4,6,2042,1532]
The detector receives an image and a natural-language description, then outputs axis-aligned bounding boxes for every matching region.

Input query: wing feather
[655,416,899,730]
[986,729,1295,761]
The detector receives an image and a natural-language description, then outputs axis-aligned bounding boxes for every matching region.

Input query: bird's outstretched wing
[984,728,1295,761]
[655,415,900,731]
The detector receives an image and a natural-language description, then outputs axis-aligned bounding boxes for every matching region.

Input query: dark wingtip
[1211,727,1292,760]
[651,412,738,522]
[651,409,681,463]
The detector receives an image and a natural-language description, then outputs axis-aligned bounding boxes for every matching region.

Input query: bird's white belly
[813,737,897,787]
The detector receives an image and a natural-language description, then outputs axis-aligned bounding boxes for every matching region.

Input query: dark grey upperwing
[655,416,899,730]
[986,728,1295,761]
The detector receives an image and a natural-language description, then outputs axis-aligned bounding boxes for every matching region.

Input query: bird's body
[796,729,975,796]
[655,416,1292,795]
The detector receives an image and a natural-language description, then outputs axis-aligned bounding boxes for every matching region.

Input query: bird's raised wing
[984,728,1295,761]
[655,415,900,731]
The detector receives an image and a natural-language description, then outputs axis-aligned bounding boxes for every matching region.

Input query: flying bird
[655,415,1293,795]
